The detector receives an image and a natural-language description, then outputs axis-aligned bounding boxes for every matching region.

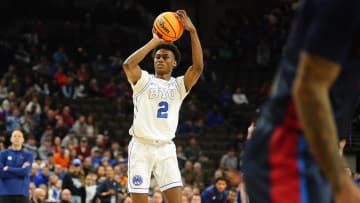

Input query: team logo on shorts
[132,175,143,186]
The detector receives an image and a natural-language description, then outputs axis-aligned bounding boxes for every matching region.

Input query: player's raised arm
[176,10,204,91]
[122,31,166,84]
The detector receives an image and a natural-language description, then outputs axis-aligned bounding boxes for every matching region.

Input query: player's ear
[173,61,177,68]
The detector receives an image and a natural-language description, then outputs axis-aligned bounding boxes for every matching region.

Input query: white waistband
[132,136,172,145]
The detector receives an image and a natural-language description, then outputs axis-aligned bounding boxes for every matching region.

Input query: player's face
[154,49,176,75]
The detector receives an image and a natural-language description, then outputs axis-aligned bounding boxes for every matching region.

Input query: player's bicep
[183,65,202,91]
[122,64,142,85]
[303,1,357,63]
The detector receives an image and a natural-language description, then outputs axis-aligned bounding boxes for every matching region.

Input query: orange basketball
[153,12,184,42]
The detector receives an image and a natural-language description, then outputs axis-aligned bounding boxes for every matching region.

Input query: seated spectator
[102,78,118,98]
[60,105,75,127]
[96,167,121,203]
[38,137,54,160]
[6,108,23,133]
[60,189,72,203]
[62,159,86,203]
[0,78,8,100]
[85,174,97,203]
[87,78,101,97]
[31,188,46,203]
[73,115,88,137]
[201,177,228,203]
[54,145,70,169]
[184,137,203,162]
[53,46,69,64]
[219,147,238,170]
[48,178,62,202]
[76,137,91,160]
[34,164,51,187]
[232,87,248,105]
[206,105,224,128]
[26,95,42,114]
[61,128,79,147]
[76,63,90,82]
[61,77,75,98]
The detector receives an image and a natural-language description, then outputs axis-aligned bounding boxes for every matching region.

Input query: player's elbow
[122,61,132,70]
[194,63,204,73]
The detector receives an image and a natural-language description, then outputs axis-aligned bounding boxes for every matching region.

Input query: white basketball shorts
[127,137,183,193]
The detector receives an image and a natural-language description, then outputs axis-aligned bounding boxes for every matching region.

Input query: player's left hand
[176,10,196,32]
[3,166,8,171]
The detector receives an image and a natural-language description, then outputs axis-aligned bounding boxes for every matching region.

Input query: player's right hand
[152,28,168,43]
[335,177,360,203]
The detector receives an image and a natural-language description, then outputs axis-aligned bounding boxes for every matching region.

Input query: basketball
[153,12,184,42]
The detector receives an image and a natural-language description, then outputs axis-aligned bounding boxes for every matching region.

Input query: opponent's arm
[177,10,204,91]
[292,52,344,191]
[122,32,164,84]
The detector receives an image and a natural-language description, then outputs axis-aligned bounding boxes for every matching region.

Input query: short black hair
[151,43,181,64]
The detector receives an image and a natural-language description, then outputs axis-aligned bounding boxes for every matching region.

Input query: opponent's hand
[176,10,196,32]
[247,122,255,139]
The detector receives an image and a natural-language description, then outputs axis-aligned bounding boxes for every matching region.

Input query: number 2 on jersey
[157,101,168,118]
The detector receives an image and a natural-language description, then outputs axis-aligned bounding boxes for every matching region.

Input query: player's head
[152,43,181,74]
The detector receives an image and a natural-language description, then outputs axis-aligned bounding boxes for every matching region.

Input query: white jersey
[128,70,189,141]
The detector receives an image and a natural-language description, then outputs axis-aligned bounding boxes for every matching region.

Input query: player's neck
[155,74,171,81]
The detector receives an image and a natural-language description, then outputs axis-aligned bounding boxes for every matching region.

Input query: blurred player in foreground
[243,0,360,202]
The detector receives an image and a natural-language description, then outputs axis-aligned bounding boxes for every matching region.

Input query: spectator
[0,78,8,100]
[76,137,91,160]
[184,137,202,162]
[53,46,69,64]
[73,115,88,137]
[85,174,97,203]
[6,108,24,133]
[181,160,195,186]
[38,137,54,160]
[201,177,228,203]
[48,178,62,202]
[61,128,79,147]
[232,87,248,105]
[219,147,238,170]
[60,189,72,203]
[34,164,51,187]
[30,188,46,203]
[62,159,86,203]
[96,166,121,203]
[54,145,70,169]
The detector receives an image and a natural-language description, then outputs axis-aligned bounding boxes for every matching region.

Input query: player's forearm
[123,39,160,69]
[189,29,204,71]
[293,53,344,192]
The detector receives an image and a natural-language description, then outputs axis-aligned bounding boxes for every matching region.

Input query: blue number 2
[157,101,168,118]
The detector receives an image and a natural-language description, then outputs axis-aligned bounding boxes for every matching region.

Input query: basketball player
[0,130,33,203]
[243,0,360,202]
[122,10,203,203]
